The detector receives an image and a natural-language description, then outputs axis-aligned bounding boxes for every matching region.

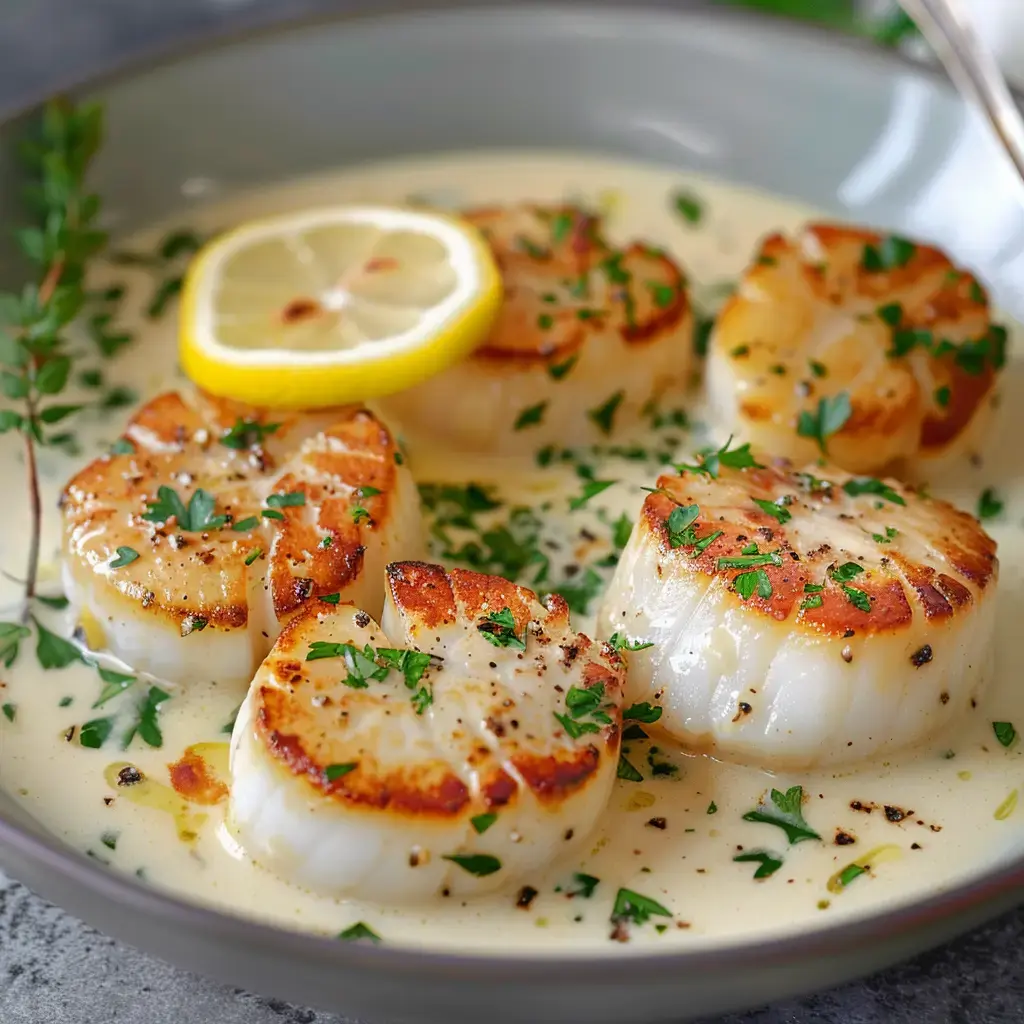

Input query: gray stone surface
[2,1,1024,1021]
[2,867,1024,1023]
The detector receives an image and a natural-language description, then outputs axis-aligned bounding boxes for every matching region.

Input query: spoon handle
[900,0,1024,185]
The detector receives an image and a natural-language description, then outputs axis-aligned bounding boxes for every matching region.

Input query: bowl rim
[2,0,1023,981]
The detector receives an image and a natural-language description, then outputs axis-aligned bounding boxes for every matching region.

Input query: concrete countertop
[2,1,1024,1021]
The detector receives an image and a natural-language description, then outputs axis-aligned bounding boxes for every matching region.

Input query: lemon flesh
[179,205,502,409]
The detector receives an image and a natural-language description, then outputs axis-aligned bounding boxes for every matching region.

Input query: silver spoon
[899,0,1024,185]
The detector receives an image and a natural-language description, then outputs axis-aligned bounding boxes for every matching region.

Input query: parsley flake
[477,607,526,650]
[0,622,31,668]
[324,763,358,782]
[514,402,547,430]
[221,418,279,450]
[677,437,763,479]
[610,636,656,655]
[338,922,381,944]
[617,754,644,782]
[266,491,305,509]
[734,568,773,600]
[742,786,820,844]
[569,872,600,898]
[994,722,1017,748]
[672,190,703,225]
[109,546,139,569]
[34,618,82,669]
[734,850,783,879]
[752,497,791,524]
[2,703,15,723]
[548,354,578,381]
[624,701,662,723]
[143,486,227,531]
[842,477,906,506]
[797,392,852,453]
[588,391,624,436]
[978,488,1003,521]
[861,236,916,272]
[122,685,171,749]
[569,479,616,510]
[611,888,672,927]
[443,853,502,877]
[471,813,497,835]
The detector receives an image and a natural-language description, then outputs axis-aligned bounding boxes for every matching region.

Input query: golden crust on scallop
[709,223,1005,474]
[251,564,625,820]
[61,391,406,635]
[464,203,690,365]
[640,450,997,637]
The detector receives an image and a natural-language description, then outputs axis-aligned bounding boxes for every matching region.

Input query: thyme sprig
[0,100,112,608]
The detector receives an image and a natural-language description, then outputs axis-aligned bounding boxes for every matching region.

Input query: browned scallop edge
[642,467,997,637]
[269,408,398,618]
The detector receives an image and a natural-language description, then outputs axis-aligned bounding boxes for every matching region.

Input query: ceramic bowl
[2,5,1024,1022]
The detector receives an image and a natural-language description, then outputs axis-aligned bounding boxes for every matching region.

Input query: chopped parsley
[612,513,633,549]
[244,548,263,567]
[800,583,824,611]
[569,872,600,898]
[220,418,280,450]
[934,385,951,408]
[92,667,136,708]
[733,569,772,601]
[324,763,358,782]
[142,486,227,531]
[717,548,782,571]
[809,360,828,379]
[617,754,644,782]
[338,922,381,944]
[871,527,899,544]
[977,488,1004,521]
[797,392,852,453]
[672,190,703,225]
[834,862,868,889]
[442,853,502,877]
[548,354,578,381]
[842,477,906,506]
[122,685,171,749]
[742,786,820,844]
[2,703,15,723]
[79,717,115,749]
[35,594,69,611]
[470,813,497,835]
[707,801,718,815]
[0,622,31,668]
[569,478,616,510]
[318,592,340,604]
[109,546,139,569]
[556,682,615,739]
[514,401,547,430]
[477,607,526,650]
[232,516,260,532]
[34,618,82,669]
[830,562,865,583]
[734,851,783,879]
[666,504,700,547]
[677,437,762,479]
[842,586,871,613]
[648,281,677,308]
[587,391,624,436]
[266,491,305,509]
[306,642,434,712]
[351,506,371,524]
[611,887,672,927]
[610,636,656,655]
[752,497,792,524]
[993,721,1017,748]
[622,700,663,724]
[861,235,916,272]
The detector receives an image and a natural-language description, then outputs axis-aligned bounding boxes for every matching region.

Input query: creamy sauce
[1,151,1023,954]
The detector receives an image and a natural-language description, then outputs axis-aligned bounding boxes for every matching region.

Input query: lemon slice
[179,205,502,408]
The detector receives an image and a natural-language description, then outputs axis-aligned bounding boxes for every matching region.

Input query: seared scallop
[380,203,693,454]
[596,444,998,768]
[706,224,1006,475]
[228,562,625,902]
[61,392,423,688]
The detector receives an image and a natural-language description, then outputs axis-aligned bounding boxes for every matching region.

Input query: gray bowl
[2,5,1024,1022]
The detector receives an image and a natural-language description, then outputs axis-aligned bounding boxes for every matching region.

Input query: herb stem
[22,391,42,606]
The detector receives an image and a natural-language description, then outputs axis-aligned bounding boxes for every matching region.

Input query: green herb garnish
[142,486,227,531]
[734,850,783,879]
[109,546,139,569]
[324,763,358,782]
[842,477,906,506]
[338,922,381,944]
[477,607,526,650]
[610,636,655,654]
[443,853,502,877]
[514,402,547,430]
[862,236,916,272]
[611,887,672,927]
[742,786,820,844]
[471,813,497,835]
[221,418,280,450]
[587,391,624,436]
[994,721,1017,748]
[978,488,1003,521]
[797,392,852,453]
